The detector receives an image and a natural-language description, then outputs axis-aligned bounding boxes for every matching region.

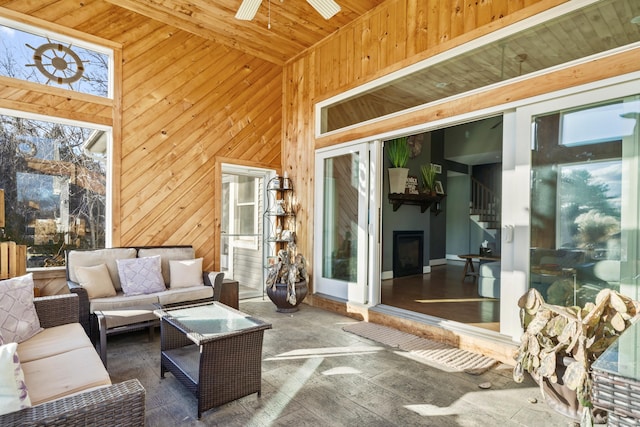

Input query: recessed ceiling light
[631,16,640,25]
[434,82,449,88]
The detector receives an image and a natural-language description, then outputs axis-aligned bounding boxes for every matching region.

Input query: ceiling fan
[235,0,341,21]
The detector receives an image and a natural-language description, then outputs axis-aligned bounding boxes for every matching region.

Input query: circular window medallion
[30,42,85,85]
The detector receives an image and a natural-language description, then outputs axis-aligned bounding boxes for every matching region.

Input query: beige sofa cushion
[75,264,117,299]
[68,248,137,292]
[89,292,160,313]
[22,346,111,405]
[156,286,214,306]
[169,258,204,288]
[17,324,90,363]
[138,247,195,286]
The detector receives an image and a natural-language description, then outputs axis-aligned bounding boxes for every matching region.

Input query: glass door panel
[530,95,640,306]
[314,143,369,303]
[221,166,268,299]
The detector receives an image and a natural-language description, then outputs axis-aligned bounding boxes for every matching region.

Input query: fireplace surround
[393,230,424,277]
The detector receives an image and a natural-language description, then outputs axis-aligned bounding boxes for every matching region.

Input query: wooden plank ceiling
[106,0,386,65]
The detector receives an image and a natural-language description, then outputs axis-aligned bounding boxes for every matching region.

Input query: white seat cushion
[22,346,111,405]
[89,292,160,313]
[156,286,213,306]
[17,323,90,363]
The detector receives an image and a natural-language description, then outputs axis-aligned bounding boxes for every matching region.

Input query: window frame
[0,12,116,99]
[0,107,114,266]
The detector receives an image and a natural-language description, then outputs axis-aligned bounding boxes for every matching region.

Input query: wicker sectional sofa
[65,246,229,340]
[0,294,145,426]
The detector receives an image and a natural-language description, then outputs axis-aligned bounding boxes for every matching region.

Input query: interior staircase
[470,177,500,239]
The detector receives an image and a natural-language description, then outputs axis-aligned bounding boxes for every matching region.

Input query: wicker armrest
[34,294,79,328]
[0,379,145,427]
[67,280,91,335]
[203,271,224,298]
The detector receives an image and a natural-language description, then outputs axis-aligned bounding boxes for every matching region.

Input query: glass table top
[592,320,640,381]
[156,303,269,342]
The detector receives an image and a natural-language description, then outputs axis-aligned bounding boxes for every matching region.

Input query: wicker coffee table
[155,302,272,418]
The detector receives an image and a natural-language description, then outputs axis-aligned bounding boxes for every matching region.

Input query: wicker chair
[0,294,146,427]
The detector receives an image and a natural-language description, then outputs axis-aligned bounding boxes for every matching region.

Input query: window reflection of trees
[0,115,106,267]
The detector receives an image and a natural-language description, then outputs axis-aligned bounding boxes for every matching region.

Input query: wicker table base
[156,302,272,418]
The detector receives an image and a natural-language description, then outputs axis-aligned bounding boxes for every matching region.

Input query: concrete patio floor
[106,298,578,426]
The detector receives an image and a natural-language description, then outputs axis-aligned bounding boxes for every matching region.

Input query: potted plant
[387,137,410,194]
[266,248,308,313]
[420,164,437,195]
[513,287,639,421]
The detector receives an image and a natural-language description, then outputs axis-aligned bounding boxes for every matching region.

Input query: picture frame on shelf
[405,175,419,195]
[434,181,444,194]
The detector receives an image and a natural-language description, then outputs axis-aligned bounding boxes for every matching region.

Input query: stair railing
[470,177,500,222]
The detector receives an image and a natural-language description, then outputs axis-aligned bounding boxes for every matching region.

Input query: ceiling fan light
[236,0,262,20]
[307,0,341,20]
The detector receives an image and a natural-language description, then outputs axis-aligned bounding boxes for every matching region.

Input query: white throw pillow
[0,274,43,343]
[0,342,31,415]
[116,256,166,296]
[75,264,117,299]
[169,258,204,288]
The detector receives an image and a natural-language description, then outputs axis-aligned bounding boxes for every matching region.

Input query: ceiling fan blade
[306,0,341,20]
[235,0,263,20]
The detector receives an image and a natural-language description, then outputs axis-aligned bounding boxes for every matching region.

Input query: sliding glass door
[314,142,373,303]
[527,87,640,307]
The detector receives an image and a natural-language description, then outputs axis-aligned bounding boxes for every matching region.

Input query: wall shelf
[388,193,445,213]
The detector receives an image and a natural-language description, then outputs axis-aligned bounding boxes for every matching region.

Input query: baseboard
[429,258,446,266]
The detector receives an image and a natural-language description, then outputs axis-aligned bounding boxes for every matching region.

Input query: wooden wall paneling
[28,1,82,22]
[338,26,352,87]
[121,46,238,144]
[121,32,200,112]
[120,47,243,165]
[119,147,212,242]
[360,15,373,82]
[111,40,123,246]
[508,0,526,14]
[119,23,170,69]
[371,6,384,72]
[450,0,464,40]
[390,1,407,65]
[129,169,212,243]
[226,95,283,162]
[434,0,448,45]
[53,1,112,28]
[463,0,478,33]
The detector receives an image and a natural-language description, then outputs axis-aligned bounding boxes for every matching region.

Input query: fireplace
[393,230,424,277]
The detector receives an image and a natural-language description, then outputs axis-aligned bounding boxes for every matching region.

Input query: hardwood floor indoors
[381,261,500,332]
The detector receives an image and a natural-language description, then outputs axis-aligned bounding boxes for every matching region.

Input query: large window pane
[530,96,639,306]
[0,115,107,267]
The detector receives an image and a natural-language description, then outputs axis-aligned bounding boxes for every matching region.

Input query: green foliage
[513,288,639,407]
[386,137,409,168]
[420,164,437,192]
